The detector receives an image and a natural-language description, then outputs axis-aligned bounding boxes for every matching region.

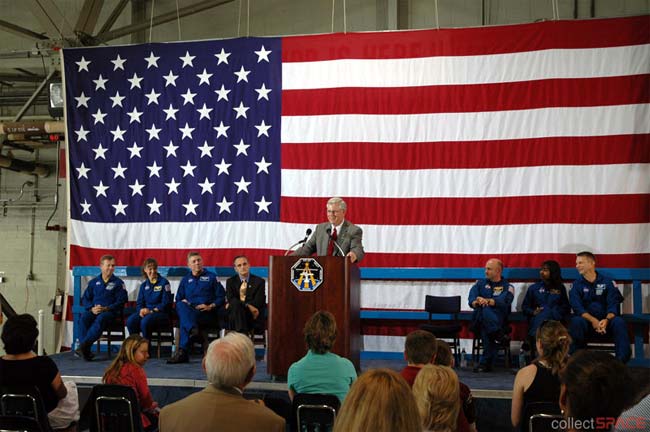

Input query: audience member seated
[160,332,285,432]
[102,334,159,431]
[413,365,460,432]
[614,374,650,432]
[0,314,79,431]
[511,320,570,432]
[400,330,438,386]
[77,254,127,361]
[126,258,172,340]
[468,258,514,372]
[168,251,226,364]
[568,251,631,363]
[559,350,633,432]
[225,255,265,335]
[435,341,476,432]
[521,260,571,355]
[333,368,421,432]
[287,310,357,403]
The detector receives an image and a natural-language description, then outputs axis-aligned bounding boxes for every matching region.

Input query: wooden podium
[267,255,360,377]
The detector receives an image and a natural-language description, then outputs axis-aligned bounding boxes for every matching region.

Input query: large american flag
[63,15,649,269]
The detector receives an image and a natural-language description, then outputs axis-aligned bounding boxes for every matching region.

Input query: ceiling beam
[0,19,49,41]
[26,0,76,39]
[0,74,46,83]
[97,0,130,36]
[95,0,236,43]
[75,0,105,35]
[13,69,58,121]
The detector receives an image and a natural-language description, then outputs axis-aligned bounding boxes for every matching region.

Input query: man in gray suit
[293,197,365,263]
[159,333,285,432]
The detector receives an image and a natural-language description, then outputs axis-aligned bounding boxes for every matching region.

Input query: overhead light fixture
[48,82,63,118]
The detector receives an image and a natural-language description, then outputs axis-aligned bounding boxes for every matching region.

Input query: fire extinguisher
[52,294,64,321]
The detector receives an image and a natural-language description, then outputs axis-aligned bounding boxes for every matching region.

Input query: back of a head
[433,340,453,367]
[560,350,631,430]
[405,330,438,365]
[333,368,421,432]
[304,310,337,354]
[205,332,255,388]
[413,364,460,432]
[536,320,571,374]
[1,314,38,355]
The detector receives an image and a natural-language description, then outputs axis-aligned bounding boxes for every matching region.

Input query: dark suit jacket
[293,220,365,262]
[159,385,285,432]
[225,273,266,312]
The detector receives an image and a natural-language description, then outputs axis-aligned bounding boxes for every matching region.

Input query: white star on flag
[234,66,251,83]
[255,120,272,137]
[110,125,126,142]
[214,159,232,175]
[111,162,128,179]
[163,104,179,120]
[111,54,127,70]
[163,141,179,157]
[147,198,162,214]
[214,85,230,101]
[127,72,143,89]
[76,162,91,179]
[75,125,90,142]
[255,83,272,101]
[92,143,108,159]
[181,89,197,105]
[80,199,91,215]
[76,56,91,72]
[112,199,128,216]
[255,157,272,174]
[165,178,180,194]
[129,179,145,196]
[127,142,143,158]
[179,123,195,140]
[216,196,233,213]
[179,51,196,68]
[197,69,213,85]
[75,92,90,108]
[255,196,272,213]
[146,197,164,215]
[197,103,213,120]
[254,45,272,62]
[182,199,198,215]
[214,48,231,65]
[213,121,230,138]
[163,70,179,87]
[233,101,249,119]
[147,161,162,177]
[197,141,214,158]
[92,108,107,124]
[127,107,143,124]
[234,176,251,194]
[198,178,215,194]
[180,160,197,177]
[146,124,162,140]
[93,180,109,197]
[93,74,108,90]
[145,89,161,105]
[233,139,250,156]
[110,91,126,107]
[145,52,160,68]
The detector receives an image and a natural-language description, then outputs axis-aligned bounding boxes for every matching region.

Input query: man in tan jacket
[160,332,285,432]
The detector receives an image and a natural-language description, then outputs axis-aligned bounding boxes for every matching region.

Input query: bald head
[485,258,503,282]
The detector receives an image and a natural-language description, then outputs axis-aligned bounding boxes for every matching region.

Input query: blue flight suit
[126,275,173,339]
[79,274,128,347]
[469,278,514,367]
[568,272,630,362]
[522,281,571,337]
[175,269,226,351]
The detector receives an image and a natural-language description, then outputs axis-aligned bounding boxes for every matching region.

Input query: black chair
[292,393,340,432]
[419,295,462,363]
[148,311,175,359]
[471,324,512,368]
[97,310,126,359]
[0,415,44,432]
[522,401,563,432]
[80,384,143,432]
[584,332,617,355]
[0,385,52,432]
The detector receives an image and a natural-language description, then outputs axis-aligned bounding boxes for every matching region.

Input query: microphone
[284,228,313,256]
[326,228,345,257]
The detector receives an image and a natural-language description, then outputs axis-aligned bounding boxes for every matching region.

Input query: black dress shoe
[167,349,189,364]
[473,364,493,373]
[75,343,95,361]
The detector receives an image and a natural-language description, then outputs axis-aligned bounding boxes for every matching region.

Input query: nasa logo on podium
[291,258,324,292]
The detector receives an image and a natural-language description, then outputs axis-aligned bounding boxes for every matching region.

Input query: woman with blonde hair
[333,368,421,432]
[511,320,571,431]
[413,364,460,432]
[102,334,159,431]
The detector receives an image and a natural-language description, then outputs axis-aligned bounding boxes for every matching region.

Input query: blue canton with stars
[63,37,281,223]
